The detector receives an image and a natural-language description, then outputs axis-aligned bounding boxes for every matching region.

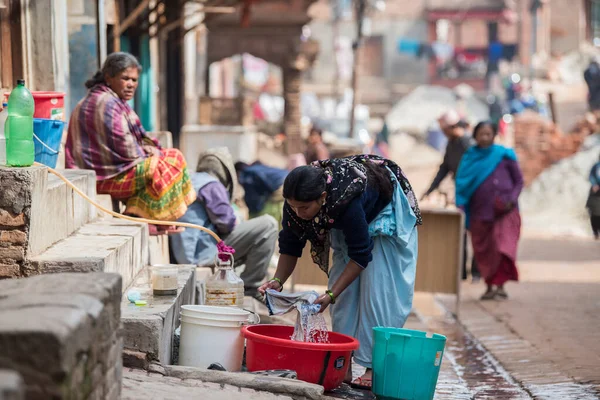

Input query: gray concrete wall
[0,273,123,399]
[307,18,429,86]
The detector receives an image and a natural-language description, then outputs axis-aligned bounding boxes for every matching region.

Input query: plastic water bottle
[0,102,8,166]
[6,80,35,167]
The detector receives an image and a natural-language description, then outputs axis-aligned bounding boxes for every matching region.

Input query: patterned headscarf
[284,155,422,275]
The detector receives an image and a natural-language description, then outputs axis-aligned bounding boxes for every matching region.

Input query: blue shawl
[455,144,517,226]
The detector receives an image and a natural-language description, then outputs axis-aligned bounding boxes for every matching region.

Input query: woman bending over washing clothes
[259,155,422,390]
[65,52,196,235]
[455,121,524,301]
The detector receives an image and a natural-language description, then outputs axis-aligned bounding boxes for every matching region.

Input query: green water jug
[6,79,35,167]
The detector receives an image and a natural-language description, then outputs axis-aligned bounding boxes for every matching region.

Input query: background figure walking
[455,122,524,301]
[586,153,600,240]
[584,57,600,112]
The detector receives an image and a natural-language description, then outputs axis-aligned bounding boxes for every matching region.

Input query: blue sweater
[279,186,390,268]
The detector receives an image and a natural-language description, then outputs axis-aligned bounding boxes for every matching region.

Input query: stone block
[0,370,23,400]
[122,350,149,370]
[0,166,46,215]
[0,273,122,399]
[29,219,148,290]
[0,264,19,278]
[0,247,24,262]
[0,212,24,228]
[0,231,26,245]
[121,265,195,366]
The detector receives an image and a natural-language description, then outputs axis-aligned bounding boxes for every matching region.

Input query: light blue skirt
[329,172,418,368]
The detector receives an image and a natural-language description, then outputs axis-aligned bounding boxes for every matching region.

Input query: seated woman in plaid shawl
[65,52,196,235]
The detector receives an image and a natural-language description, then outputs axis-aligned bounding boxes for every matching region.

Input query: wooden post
[283,68,304,155]
[548,91,557,125]
[348,0,365,139]
[113,0,121,52]
[331,1,340,101]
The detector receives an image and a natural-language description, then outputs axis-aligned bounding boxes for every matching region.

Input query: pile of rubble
[514,111,591,185]
[385,85,489,138]
[520,134,600,237]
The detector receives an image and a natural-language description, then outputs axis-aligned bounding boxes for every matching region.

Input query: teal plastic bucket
[33,118,65,168]
[372,327,446,400]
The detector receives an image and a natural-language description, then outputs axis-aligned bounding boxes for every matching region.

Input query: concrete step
[29,219,149,291]
[121,265,195,368]
[28,169,97,257]
[94,195,171,266]
[96,194,116,219]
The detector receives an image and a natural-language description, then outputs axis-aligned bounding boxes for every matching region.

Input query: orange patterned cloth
[97,148,196,221]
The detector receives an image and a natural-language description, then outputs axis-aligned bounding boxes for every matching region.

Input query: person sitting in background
[66,52,195,235]
[235,161,288,225]
[455,122,524,301]
[586,153,600,240]
[305,127,330,164]
[170,149,278,299]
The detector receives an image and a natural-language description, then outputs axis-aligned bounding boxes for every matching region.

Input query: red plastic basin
[242,324,359,391]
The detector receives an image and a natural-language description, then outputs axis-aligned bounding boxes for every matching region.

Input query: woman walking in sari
[456,122,524,300]
[66,52,196,235]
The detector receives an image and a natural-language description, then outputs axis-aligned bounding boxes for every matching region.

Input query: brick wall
[0,167,44,279]
[0,273,123,399]
[514,111,591,185]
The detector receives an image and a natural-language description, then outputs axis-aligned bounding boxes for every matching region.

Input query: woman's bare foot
[351,368,373,390]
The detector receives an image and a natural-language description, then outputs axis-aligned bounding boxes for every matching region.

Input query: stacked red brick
[514,111,592,186]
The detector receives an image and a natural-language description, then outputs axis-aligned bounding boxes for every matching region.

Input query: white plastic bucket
[178,305,251,371]
[181,305,250,321]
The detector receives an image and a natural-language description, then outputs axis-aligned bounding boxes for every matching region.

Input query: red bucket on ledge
[32,92,65,120]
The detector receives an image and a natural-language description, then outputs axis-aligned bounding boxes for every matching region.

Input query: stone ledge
[157,365,326,400]
[122,265,195,367]
[28,219,148,290]
[0,273,122,399]
[0,166,46,216]
[123,368,302,400]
